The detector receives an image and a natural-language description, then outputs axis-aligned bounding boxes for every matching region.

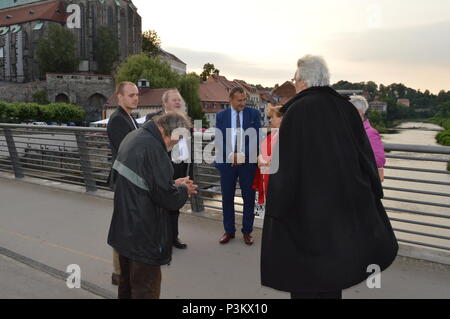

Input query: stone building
[46,72,114,121]
[0,0,142,83]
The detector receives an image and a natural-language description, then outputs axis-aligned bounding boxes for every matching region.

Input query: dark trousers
[171,161,190,241]
[291,291,342,299]
[219,164,257,234]
[170,210,180,241]
[118,255,161,299]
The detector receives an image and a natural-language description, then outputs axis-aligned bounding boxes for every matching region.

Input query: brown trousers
[113,249,121,275]
[118,255,162,299]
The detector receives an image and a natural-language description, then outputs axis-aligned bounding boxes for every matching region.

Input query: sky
[133,0,450,93]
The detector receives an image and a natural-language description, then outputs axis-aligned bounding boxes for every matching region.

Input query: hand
[258,155,270,168]
[182,181,198,197]
[175,177,190,188]
[232,153,246,167]
[378,168,385,183]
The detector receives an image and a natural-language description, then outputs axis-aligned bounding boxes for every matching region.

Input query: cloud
[164,46,293,86]
[324,20,450,68]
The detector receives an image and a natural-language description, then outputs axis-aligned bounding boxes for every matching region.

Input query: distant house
[369,100,388,113]
[199,81,230,127]
[271,81,296,104]
[158,48,187,74]
[397,98,411,107]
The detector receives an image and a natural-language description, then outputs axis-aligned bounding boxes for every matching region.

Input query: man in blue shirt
[215,87,261,245]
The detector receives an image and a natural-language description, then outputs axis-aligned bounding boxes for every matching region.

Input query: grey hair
[154,111,192,138]
[295,55,330,87]
[350,95,369,114]
[162,89,187,113]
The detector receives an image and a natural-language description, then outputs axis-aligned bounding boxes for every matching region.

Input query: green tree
[95,26,119,75]
[116,54,179,88]
[142,30,161,56]
[200,63,219,81]
[435,101,450,118]
[178,74,208,126]
[36,24,79,76]
[0,101,17,123]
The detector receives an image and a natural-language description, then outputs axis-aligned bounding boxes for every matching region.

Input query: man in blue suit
[215,87,261,245]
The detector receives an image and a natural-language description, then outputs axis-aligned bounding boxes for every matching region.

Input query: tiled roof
[272,81,296,98]
[199,82,229,102]
[0,0,66,26]
[207,74,240,90]
[106,88,176,108]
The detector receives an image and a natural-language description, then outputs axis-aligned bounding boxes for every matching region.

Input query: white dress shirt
[231,106,244,153]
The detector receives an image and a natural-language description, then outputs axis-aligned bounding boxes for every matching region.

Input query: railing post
[75,131,97,193]
[190,133,204,213]
[3,128,24,178]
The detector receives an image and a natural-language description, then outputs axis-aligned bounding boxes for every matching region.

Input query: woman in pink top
[350,95,386,182]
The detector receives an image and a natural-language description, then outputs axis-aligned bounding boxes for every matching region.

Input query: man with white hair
[350,95,386,182]
[260,55,398,299]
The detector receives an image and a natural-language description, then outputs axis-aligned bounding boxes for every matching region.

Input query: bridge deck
[0,176,449,299]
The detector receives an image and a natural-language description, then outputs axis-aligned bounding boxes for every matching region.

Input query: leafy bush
[0,101,85,123]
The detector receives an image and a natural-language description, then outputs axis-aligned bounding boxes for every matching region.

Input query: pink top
[364,119,386,168]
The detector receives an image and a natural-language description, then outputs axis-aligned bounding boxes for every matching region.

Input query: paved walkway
[0,177,449,299]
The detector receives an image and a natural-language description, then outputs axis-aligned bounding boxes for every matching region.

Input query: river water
[379,122,450,251]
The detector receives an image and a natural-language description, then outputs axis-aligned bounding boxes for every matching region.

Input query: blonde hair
[266,104,283,118]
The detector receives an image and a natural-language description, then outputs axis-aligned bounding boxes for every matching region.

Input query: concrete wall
[0,80,46,102]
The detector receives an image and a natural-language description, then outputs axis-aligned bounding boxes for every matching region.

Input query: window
[33,23,43,31]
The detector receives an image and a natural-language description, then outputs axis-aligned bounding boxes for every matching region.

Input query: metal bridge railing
[1,123,449,253]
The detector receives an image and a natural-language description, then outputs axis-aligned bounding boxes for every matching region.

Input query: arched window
[55,93,70,104]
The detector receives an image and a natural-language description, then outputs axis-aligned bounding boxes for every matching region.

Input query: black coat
[107,121,189,265]
[261,86,398,293]
[107,107,139,186]
[107,107,139,163]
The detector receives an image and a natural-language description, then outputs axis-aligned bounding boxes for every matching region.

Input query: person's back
[261,55,397,298]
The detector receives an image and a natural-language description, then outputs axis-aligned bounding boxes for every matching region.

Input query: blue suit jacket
[214,106,261,169]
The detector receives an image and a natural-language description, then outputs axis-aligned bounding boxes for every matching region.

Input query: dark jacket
[107,107,139,163]
[107,121,189,265]
[261,86,398,293]
[107,107,139,186]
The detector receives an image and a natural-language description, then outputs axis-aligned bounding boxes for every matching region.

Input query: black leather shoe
[111,273,120,286]
[173,238,187,249]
